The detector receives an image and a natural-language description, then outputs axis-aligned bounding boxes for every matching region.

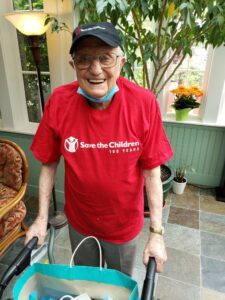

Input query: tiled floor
[1,185,225,299]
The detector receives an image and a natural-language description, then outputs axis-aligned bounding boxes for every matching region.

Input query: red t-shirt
[31,77,173,243]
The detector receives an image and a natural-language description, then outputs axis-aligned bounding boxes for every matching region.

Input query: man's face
[73,37,125,99]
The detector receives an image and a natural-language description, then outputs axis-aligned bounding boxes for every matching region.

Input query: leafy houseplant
[174,165,189,183]
[170,85,204,120]
[67,0,225,97]
[172,165,194,194]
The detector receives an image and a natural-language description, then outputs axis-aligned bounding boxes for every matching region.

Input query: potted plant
[170,85,204,121]
[172,165,194,194]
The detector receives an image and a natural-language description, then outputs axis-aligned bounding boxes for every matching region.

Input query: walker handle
[0,237,38,289]
[141,257,156,300]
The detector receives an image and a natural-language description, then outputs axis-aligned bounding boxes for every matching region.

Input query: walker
[0,227,156,300]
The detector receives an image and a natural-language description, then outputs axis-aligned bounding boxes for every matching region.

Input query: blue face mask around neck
[77,85,119,103]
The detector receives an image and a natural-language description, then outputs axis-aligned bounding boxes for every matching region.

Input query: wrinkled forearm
[143,166,163,228]
[142,166,167,272]
[38,162,58,221]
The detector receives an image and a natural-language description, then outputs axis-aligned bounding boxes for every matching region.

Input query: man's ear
[69,60,75,69]
[119,56,126,71]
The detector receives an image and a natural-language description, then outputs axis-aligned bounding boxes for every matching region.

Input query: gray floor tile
[200,211,225,236]
[163,247,200,286]
[162,204,170,223]
[132,266,146,296]
[134,222,149,271]
[164,223,200,256]
[172,192,200,210]
[52,245,72,265]
[134,242,145,270]
[201,256,225,293]
[0,262,8,275]
[168,206,199,229]
[201,288,225,300]
[201,231,225,261]
[0,236,26,265]
[200,195,225,216]
[54,225,71,249]
[155,275,200,300]
[185,185,200,195]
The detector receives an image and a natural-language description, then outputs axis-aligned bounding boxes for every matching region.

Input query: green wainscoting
[164,122,225,186]
[1,123,225,203]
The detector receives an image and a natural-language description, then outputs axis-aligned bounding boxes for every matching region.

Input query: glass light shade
[5,11,50,36]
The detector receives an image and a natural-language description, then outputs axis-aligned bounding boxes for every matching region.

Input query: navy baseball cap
[69,22,122,54]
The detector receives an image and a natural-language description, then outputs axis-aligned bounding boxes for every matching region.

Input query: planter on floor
[172,177,187,195]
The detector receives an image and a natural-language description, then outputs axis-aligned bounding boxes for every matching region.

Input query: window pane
[170,48,207,86]
[166,46,208,115]
[32,0,43,10]
[23,74,51,123]
[17,32,49,72]
[13,0,44,10]
[13,0,30,10]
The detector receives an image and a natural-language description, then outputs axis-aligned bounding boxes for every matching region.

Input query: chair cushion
[0,183,26,238]
[0,183,18,207]
[0,143,22,191]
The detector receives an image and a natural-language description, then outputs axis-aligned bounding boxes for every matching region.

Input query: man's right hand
[25,216,48,246]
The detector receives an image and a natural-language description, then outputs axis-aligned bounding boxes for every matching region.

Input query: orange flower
[170,84,204,110]
[171,85,204,98]
[189,85,204,97]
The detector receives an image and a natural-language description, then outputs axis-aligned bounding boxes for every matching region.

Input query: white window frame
[162,45,209,119]
[0,0,76,134]
[159,45,225,127]
[202,46,225,125]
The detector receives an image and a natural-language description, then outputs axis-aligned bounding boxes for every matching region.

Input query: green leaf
[179,3,188,10]
[216,15,224,26]
[69,0,225,95]
[117,0,128,12]
[96,0,108,14]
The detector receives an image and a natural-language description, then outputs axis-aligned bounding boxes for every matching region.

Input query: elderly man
[26,22,173,276]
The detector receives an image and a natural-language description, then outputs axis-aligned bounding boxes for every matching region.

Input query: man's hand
[143,233,167,273]
[25,216,48,246]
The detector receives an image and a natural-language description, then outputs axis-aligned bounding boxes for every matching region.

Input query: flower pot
[175,108,191,121]
[172,178,187,194]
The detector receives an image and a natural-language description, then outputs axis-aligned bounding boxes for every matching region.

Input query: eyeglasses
[73,53,122,70]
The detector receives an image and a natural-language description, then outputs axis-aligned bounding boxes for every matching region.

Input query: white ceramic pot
[172,178,187,195]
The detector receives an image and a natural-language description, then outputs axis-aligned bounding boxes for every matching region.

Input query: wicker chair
[0,139,28,256]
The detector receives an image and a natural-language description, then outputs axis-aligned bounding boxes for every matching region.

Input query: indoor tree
[66,0,225,96]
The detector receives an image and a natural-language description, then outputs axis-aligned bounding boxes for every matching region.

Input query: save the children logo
[64,136,79,153]
[64,136,140,155]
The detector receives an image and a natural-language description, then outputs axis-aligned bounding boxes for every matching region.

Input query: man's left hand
[143,233,167,273]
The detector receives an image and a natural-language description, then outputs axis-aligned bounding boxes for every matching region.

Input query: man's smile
[88,79,106,84]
